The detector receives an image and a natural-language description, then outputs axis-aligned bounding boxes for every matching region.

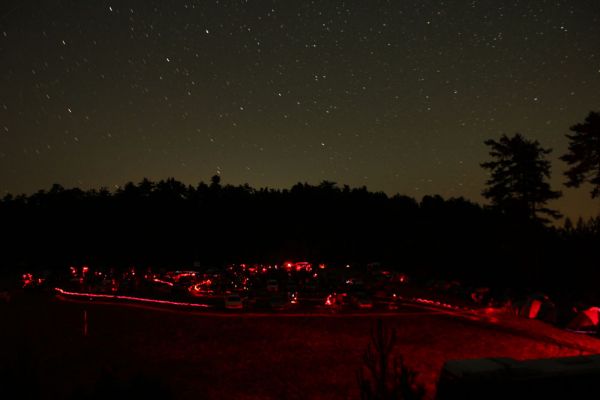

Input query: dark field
[3,293,600,399]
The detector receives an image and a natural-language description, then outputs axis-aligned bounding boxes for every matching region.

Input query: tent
[567,307,600,332]
[518,294,556,323]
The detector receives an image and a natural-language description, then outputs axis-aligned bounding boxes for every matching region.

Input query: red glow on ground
[54,288,210,308]
[11,294,600,400]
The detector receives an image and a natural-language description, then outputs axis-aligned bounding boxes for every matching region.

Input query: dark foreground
[3,292,600,399]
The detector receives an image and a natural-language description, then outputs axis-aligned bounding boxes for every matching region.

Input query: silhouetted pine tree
[481,133,561,223]
[561,111,600,199]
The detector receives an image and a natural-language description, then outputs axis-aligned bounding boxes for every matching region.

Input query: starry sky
[1,1,599,221]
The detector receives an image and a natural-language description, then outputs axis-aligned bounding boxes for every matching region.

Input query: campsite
[3,286,600,399]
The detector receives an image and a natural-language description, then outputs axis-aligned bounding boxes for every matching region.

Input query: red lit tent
[567,307,600,332]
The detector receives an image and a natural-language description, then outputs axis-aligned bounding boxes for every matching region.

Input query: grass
[2,292,600,399]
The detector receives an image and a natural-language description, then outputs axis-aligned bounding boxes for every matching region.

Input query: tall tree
[210,174,221,190]
[560,111,600,198]
[481,133,562,222]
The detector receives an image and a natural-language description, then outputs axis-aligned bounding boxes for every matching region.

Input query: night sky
[1,1,599,221]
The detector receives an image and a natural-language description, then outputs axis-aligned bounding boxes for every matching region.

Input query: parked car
[323,292,349,310]
[266,279,279,292]
[224,294,244,310]
[269,297,289,311]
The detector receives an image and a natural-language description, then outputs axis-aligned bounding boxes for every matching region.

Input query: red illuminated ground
[3,293,600,399]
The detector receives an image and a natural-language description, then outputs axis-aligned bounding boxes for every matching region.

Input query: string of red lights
[54,287,211,308]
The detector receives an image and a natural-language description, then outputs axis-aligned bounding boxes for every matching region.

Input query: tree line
[0,112,598,298]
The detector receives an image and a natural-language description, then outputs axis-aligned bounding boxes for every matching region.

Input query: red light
[325,294,335,306]
[189,279,215,295]
[22,273,34,288]
[54,287,210,308]
[152,278,174,287]
[529,299,542,319]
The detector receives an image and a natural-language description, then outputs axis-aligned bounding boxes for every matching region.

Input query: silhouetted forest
[1,177,599,295]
